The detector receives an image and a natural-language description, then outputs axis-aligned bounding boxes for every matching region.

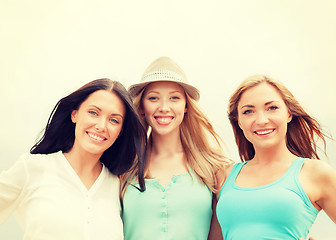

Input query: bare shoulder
[302,159,336,183]
[302,159,336,218]
[215,161,236,199]
[224,162,235,176]
[217,161,235,181]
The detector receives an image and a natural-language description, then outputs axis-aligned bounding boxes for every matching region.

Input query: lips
[254,129,275,136]
[154,116,174,125]
[87,132,107,142]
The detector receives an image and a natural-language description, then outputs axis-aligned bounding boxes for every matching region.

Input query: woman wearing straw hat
[121,57,231,240]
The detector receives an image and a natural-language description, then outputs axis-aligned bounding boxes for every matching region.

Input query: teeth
[156,117,172,123]
[88,133,104,141]
[256,129,273,135]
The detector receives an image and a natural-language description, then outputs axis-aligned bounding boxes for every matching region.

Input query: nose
[95,117,107,131]
[255,111,269,125]
[158,99,170,112]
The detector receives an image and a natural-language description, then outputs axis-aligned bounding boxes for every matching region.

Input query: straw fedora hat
[128,56,200,101]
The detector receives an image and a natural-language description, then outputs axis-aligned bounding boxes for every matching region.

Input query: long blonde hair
[121,86,232,196]
[228,74,327,162]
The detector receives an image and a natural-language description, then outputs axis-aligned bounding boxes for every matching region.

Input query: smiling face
[141,81,187,137]
[70,90,125,158]
[237,82,292,151]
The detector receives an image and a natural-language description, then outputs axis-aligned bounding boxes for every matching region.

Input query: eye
[148,96,158,101]
[268,106,279,111]
[88,110,98,116]
[171,96,180,101]
[109,118,120,125]
[242,109,253,115]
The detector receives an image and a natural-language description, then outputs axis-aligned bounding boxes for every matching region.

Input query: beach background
[0,0,335,239]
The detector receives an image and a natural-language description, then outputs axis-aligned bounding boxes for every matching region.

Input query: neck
[151,130,184,156]
[63,147,102,175]
[252,141,296,165]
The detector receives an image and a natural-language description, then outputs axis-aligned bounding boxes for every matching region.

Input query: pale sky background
[0,0,335,239]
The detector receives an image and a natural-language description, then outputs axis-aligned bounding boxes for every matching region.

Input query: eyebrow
[89,105,124,119]
[145,91,159,95]
[240,104,254,109]
[240,101,278,109]
[169,90,184,94]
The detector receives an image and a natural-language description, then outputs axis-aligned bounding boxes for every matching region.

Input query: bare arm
[207,195,223,240]
[207,163,235,240]
[301,159,336,222]
[314,161,336,223]
[298,159,336,240]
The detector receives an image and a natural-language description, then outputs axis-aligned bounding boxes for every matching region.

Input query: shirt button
[161,225,167,232]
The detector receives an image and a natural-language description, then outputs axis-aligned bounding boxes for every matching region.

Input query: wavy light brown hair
[121,85,232,196]
[228,74,327,162]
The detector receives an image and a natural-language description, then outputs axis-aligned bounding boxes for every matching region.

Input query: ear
[184,107,187,113]
[287,110,292,123]
[118,128,123,138]
[138,105,146,117]
[237,118,242,129]
[71,110,78,123]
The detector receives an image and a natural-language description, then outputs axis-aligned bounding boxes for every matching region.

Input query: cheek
[274,113,289,126]
[144,114,153,127]
[176,102,187,114]
[144,108,152,116]
[180,104,187,114]
[108,125,123,139]
[237,115,248,131]
[142,108,151,119]
[143,105,157,122]
[279,117,289,131]
[142,102,155,115]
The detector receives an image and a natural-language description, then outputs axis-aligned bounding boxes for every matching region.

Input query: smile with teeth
[255,129,275,135]
[87,132,107,142]
[154,116,174,124]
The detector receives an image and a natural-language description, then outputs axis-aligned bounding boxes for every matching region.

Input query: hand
[298,238,315,240]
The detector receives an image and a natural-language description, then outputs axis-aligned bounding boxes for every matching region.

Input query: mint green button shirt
[122,172,212,240]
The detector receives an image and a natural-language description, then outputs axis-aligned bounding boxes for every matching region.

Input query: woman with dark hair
[0,78,146,240]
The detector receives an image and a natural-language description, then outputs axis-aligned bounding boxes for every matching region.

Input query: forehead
[82,90,125,115]
[144,81,185,94]
[239,83,284,105]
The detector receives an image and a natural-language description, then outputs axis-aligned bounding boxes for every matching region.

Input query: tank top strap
[227,161,248,183]
[218,161,248,198]
[268,157,305,188]
[283,157,305,179]
[281,157,318,213]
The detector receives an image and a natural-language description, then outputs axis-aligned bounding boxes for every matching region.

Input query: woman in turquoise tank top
[120,57,232,240]
[216,75,336,240]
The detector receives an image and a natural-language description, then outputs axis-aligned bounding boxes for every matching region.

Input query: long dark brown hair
[31,78,147,191]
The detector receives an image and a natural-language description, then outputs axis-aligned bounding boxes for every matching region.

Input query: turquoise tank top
[122,171,212,240]
[216,158,319,240]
